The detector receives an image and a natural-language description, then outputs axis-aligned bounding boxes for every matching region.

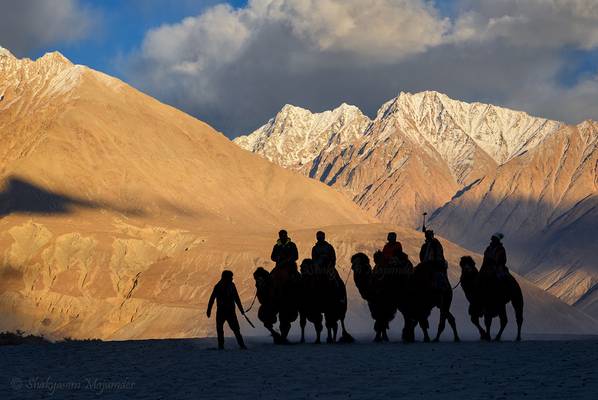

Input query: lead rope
[342,265,352,286]
[244,290,258,313]
[452,279,461,290]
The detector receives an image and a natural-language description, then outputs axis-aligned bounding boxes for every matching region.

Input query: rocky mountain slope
[430,121,598,317]
[0,47,374,339]
[1,48,595,339]
[234,92,598,318]
[235,91,561,225]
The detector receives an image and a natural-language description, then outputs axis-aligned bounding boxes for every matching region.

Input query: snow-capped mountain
[234,103,370,168]
[234,92,598,317]
[379,91,561,183]
[236,91,562,225]
[236,91,560,183]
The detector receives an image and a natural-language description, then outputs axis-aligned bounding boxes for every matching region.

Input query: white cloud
[270,0,450,59]
[0,0,93,56]
[454,0,598,49]
[142,4,250,74]
[124,0,598,135]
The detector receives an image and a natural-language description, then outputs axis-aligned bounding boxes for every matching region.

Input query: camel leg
[512,292,524,341]
[446,312,460,342]
[433,312,446,342]
[402,318,415,343]
[471,316,487,340]
[422,322,431,342]
[280,319,292,343]
[326,317,338,344]
[382,328,389,342]
[339,319,354,343]
[325,323,339,344]
[419,318,430,343]
[484,314,493,342]
[494,307,508,342]
[374,320,383,342]
[267,326,284,344]
[515,306,523,342]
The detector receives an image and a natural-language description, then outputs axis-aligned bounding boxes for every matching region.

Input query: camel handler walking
[207,270,247,350]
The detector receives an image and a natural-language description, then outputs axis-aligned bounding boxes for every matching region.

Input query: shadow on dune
[0,176,144,217]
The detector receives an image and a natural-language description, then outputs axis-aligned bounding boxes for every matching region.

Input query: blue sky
[31,0,249,77]
[27,0,472,80]
[2,0,598,136]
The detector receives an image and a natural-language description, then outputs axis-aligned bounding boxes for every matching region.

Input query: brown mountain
[430,121,598,317]
[1,48,595,339]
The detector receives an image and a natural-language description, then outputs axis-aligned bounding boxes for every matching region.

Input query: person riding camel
[311,231,336,271]
[271,229,299,270]
[382,232,403,267]
[419,230,446,264]
[207,270,247,350]
[419,229,448,288]
[481,233,508,279]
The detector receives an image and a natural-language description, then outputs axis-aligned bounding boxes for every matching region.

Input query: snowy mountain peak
[234,103,370,168]
[0,46,15,59]
[39,51,72,66]
[376,90,562,179]
[0,48,84,115]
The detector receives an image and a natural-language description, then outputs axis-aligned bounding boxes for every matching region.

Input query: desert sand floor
[2,337,597,400]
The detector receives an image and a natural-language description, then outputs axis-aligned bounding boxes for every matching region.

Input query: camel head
[351,252,371,274]
[253,267,270,286]
[459,256,478,279]
[299,258,314,275]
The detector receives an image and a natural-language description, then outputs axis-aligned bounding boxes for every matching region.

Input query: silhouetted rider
[311,231,336,270]
[419,230,446,264]
[420,229,448,288]
[207,270,247,350]
[482,233,508,278]
[271,229,299,270]
[382,232,403,266]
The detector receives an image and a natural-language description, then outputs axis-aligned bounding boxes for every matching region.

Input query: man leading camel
[207,270,247,350]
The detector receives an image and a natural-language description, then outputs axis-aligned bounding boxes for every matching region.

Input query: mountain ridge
[235,92,597,317]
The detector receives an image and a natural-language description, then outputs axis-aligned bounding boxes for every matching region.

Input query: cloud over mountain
[122,0,598,137]
[0,0,92,56]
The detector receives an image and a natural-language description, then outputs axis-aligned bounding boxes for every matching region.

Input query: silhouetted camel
[299,259,353,344]
[409,260,460,342]
[299,259,324,343]
[351,252,459,342]
[253,266,301,344]
[459,256,524,341]
[351,252,413,342]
